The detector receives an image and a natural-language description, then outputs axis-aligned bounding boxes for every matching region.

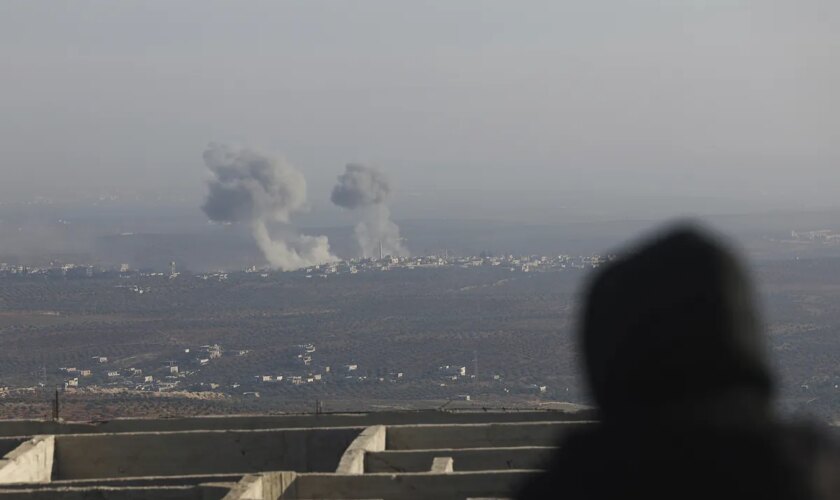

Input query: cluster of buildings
[790,229,840,243]
[434,363,549,400]
[49,340,398,399]
[0,252,610,281]
[254,343,325,389]
[252,344,405,393]
[0,262,178,280]
[11,341,555,404]
[292,253,610,278]
[58,344,226,393]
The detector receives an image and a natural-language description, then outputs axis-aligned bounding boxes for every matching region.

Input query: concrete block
[335,426,386,474]
[430,457,453,473]
[0,436,54,484]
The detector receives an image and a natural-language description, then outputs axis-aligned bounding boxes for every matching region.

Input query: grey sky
[1,1,838,212]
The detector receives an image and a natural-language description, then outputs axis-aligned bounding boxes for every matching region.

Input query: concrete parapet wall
[0,473,247,490]
[0,465,295,499]
[335,426,386,474]
[0,436,54,484]
[385,422,589,450]
[0,410,595,438]
[53,427,362,480]
[0,484,231,499]
[365,446,557,473]
[0,415,591,498]
[281,471,540,500]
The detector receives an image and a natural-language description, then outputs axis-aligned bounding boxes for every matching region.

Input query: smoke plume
[331,164,408,258]
[201,143,336,270]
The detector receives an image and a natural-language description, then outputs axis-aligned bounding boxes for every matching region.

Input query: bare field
[0,259,839,420]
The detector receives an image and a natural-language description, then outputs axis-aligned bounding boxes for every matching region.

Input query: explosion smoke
[331,164,408,258]
[201,143,336,270]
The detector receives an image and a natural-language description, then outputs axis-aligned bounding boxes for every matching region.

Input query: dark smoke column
[331,164,408,259]
[201,143,336,270]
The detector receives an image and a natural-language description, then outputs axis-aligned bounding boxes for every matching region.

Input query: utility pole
[52,387,60,421]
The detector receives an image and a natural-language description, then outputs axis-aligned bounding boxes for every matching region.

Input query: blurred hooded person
[519,225,840,499]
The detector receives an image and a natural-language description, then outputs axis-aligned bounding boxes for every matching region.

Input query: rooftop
[0,409,594,499]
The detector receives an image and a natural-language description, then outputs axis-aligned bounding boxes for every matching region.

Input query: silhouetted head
[582,225,774,421]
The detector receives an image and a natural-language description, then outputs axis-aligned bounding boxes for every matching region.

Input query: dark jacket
[519,226,840,499]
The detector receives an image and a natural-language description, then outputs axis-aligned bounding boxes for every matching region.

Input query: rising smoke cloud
[331,164,408,258]
[201,143,336,270]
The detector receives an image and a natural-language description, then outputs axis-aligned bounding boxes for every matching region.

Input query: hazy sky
[1,1,838,211]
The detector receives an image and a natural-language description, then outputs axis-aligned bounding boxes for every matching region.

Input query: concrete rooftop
[0,409,594,499]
